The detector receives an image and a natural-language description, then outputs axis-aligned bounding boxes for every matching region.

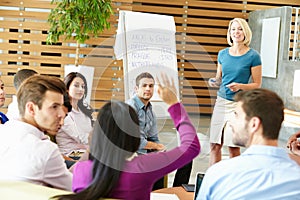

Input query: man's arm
[144,111,165,151]
[44,148,73,191]
[289,153,300,166]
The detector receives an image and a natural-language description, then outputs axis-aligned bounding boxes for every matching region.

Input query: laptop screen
[193,172,205,200]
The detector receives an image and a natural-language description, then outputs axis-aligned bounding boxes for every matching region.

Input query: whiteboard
[114,11,178,117]
[260,17,280,78]
[293,70,300,97]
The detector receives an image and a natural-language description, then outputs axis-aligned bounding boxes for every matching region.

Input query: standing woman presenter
[209,18,262,165]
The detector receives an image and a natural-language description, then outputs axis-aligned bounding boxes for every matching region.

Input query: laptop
[181,172,205,200]
[193,172,205,200]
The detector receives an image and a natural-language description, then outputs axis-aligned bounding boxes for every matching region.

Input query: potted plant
[46,0,113,66]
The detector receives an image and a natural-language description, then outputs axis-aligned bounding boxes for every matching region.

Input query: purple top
[72,103,201,200]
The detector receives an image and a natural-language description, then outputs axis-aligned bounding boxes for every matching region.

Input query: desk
[0,181,71,200]
[153,186,194,200]
[0,181,117,200]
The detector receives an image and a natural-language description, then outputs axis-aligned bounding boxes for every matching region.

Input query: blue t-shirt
[217,48,261,101]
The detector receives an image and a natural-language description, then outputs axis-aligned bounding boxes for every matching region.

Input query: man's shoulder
[1,121,57,151]
[206,156,246,177]
[0,130,58,165]
[126,97,135,105]
[126,96,139,110]
[24,138,60,164]
[23,132,58,151]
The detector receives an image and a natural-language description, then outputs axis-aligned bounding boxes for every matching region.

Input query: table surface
[153,186,194,200]
[0,181,71,200]
[0,181,117,200]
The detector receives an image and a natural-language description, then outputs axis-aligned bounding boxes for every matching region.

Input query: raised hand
[156,73,179,106]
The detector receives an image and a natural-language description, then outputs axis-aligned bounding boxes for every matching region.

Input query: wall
[249,6,300,139]
[0,0,299,116]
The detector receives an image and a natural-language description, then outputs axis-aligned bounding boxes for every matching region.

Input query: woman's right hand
[156,73,179,106]
[208,78,221,87]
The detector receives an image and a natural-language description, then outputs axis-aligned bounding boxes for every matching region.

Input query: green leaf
[46,0,113,45]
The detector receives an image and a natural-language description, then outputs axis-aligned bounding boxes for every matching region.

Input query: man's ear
[134,85,138,93]
[25,102,36,116]
[249,116,261,133]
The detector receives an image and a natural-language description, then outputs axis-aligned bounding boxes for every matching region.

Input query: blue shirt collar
[133,95,152,110]
[243,145,288,158]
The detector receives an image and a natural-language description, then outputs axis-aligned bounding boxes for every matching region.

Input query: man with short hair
[0,75,72,191]
[197,88,300,199]
[126,72,165,154]
[6,69,38,120]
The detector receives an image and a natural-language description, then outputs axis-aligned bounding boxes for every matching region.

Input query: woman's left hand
[226,82,240,92]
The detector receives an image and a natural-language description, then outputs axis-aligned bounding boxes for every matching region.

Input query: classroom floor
[158,115,289,187]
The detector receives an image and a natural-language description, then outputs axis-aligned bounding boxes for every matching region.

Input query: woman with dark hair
[56,72,94,156]
[52,74,200,200]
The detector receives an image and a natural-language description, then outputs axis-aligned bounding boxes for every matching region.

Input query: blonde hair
[227,18,252,47]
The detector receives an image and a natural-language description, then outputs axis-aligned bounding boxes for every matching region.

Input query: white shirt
[0,119,72,191]
[6,95,20,120]
[56,108,92,155]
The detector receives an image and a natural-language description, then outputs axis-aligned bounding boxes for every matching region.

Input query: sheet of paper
[260,17,280,78]
[293,70,300,97]
[114,10,178,117]
[150,193,180,200]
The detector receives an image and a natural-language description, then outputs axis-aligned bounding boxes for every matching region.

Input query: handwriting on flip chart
[127,31,175,69]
